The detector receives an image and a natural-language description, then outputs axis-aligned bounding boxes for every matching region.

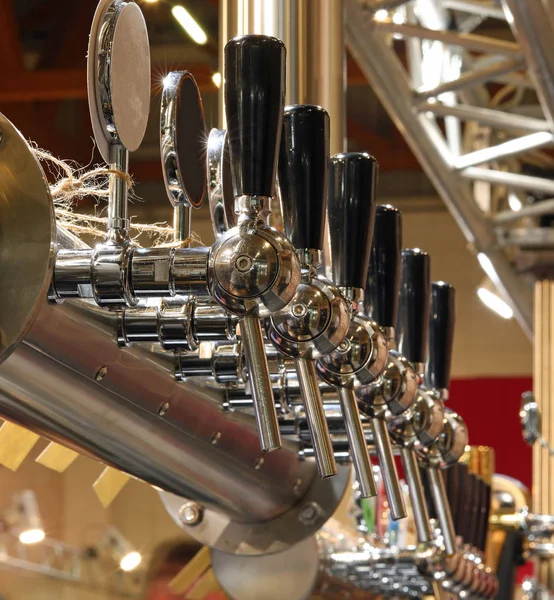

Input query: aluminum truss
[344,0,554,339]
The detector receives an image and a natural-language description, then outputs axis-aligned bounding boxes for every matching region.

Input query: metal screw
[179,501,203,526]
[235,255,253,273]
[95,366,108,381]
[211,432,221,445]
[298,502,321,526]
[338,339,351,353]
[291,303,307,318]
[158,402,170,416]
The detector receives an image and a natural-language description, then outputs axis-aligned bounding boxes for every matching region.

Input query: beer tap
[316,153,389,500]
[207,35,301,452]
[416,280,468,557]
[268,105,349,478]
[358,206,432,542]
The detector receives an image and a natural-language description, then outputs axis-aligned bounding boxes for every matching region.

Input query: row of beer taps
[51,31,494,597]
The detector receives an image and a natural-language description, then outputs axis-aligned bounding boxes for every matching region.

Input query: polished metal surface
[337,387,377,497]
[160,464,350,555]
[241,314,282,452]
[208,221,300,318]
[316,313,388,388]
[417,409,469,469]
[357,350,418,419]
[390,389,445,451]
[371,416,407,520]
[160,71,206,209]
[212,537,320,600]
[207,128,235,237]
[87,0,150,163]
[427,468,457,557]
[400,447,433,543]
[0,113,56,365]
[269,272,349,360]
[296,358,337,478]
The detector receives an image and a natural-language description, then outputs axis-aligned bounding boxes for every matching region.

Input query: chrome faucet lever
[415,280,466,557]
[208,35,301,453]
[269,105,349,478]
[316,153,389,498]
[360,206,430,535]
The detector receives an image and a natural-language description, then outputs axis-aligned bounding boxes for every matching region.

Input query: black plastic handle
[327,153,378,289]
[224,35,286,199]
[397,249,431,365]
[365,204,402,327]
[426,281,455,391]
[278,105,330,251]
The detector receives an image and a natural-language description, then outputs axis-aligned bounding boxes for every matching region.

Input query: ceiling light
[4,491,45,545]
[19,529,46,545]
[477,281,513,320]
[104,527,142,572]
[477,252,498,282]
[120,550,142,572]
[172,6,208,45]
[374,9,388,21]
[508,192,523,212]
[212,72,221,88]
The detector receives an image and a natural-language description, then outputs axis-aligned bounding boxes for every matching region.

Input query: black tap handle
[427,281,455,391]
[397,249,431,365]
[278,104,330,251]
[365,204,402,327]
[461,470,475,544]
[224,35,286,199]
[452,463,469,539]
[327,153,378,289]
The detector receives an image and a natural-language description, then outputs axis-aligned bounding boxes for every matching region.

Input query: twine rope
[33,148,203,247]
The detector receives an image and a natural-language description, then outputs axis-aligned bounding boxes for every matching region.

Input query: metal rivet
[179,501,203,526]
[291,303,307,318]
[338,339,351,353]
[158,402,170,416]
[95,366,108,381]
[254,457,264,470]
[235,255,253,273]
[211,432,221,445]
[298,501,321,526]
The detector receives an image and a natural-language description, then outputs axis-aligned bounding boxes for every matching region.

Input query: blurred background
[0,0,532,597]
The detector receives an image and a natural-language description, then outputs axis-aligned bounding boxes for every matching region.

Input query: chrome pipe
[0,343,308,523]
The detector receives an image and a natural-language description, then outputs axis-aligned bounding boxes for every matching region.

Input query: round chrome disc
[0,113,55,364]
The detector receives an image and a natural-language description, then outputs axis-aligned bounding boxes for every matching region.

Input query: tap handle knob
[426,281,455,391]
[224,35,286,200]
[397,249,431,366]
[365,204,402,327]
[327,153,378,289]
[278,105,330,251]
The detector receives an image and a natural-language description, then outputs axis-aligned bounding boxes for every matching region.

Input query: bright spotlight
[172,5,208,45]
[477,286,513,320]
[374,9,388,21]
[19,528,46,545]
[119,550,142,572]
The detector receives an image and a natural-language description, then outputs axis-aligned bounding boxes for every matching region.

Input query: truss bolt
[179,501,204,526]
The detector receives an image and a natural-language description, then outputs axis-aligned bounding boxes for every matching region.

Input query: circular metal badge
[87,0,151,162]
[160,71,207,209]
[0,113,56,365]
